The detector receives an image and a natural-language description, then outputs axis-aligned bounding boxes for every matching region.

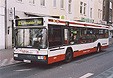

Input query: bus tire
[65,48,73,63]
[97,44,101,52]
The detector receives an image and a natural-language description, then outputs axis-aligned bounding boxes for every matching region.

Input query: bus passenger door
[48,25,66,64]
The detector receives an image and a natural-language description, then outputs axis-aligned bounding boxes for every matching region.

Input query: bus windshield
[15,28,47,49]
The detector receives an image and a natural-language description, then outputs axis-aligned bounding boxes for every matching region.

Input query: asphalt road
[0,45,113,78]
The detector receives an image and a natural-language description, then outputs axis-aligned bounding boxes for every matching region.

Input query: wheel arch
[97,42,101,47]
[65,47,74,57]
[64,47,73,63]
[66,47,73,53]
[97,42,102,52]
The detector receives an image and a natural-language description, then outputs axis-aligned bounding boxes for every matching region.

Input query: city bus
[13,17,109,64]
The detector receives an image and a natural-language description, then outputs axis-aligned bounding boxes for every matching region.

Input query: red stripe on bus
[48,54,65,64]
[73,45,108,57]
[48,19,106,29]
[70,22,85,26]
[106,27,109,28]
[101,45,108,49]
[73,47,97,57]
[49,19,66,24]
[86,25,102,28]
[59,20,66,24]
[48,45,108,64]
[70,22,102,28]
[48,19,53,22]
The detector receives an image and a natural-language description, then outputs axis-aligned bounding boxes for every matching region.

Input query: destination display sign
[15,18,43,26]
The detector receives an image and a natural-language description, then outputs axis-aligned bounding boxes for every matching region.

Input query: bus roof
[15,17,109,29]
[48,18,109,29]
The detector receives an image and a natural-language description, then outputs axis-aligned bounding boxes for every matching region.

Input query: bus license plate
[23,60,31,63]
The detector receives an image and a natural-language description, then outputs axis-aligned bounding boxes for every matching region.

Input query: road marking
[15,69,32,72]
[79,73,94,78]
[107,74,113,78]
[94,66,113,78]
[0,62,24,70]
[0,59,8,66]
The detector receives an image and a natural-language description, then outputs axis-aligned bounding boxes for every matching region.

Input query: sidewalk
[0,49,19,67]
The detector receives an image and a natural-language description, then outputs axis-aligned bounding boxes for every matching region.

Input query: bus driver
[70,31,77,44]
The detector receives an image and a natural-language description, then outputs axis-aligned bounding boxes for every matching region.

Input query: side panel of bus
[47,23,109,64]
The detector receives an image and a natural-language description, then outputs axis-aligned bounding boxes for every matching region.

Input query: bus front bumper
[14,53,48,64]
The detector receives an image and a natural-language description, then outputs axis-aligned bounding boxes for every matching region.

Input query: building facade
[94,0,103,23]
[102,0,113,38]
[73,0,95,22]
[0,0,5,49]
[1,0,104,49]
[103,0,112,24]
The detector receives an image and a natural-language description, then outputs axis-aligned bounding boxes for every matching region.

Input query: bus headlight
[14,54,18,57]
[37,56,46,60]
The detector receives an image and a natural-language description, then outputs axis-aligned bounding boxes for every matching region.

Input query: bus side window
[104,30,109,38]
[69,27,78,44]
[99,29,104,38]
[79,28,87,44]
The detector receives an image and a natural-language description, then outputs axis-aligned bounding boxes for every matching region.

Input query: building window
[80,2,87,15]
[60,0,64,9]
[103,0,106,6]
[80,2,83,14]
[18,0,22,1]
[29,0,35,4]
[53,0,56,8]
[98,9,101,19]
[41,0,45,6]
[16,0,22,2]
[68,0,72,13]
[98,9,100,18]
[84,3,86,15]
[90,8,92,18]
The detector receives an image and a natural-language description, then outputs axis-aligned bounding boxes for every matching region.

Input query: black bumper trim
[14,53,48,64]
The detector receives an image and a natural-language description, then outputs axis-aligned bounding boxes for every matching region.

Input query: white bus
[14,17,109,64]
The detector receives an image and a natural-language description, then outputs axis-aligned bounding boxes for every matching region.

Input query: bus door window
[48,25,62,48]
[63,28,69,45]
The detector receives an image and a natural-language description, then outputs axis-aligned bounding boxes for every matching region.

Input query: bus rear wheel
[65,49,73,63]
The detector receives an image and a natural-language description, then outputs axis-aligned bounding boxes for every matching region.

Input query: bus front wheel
[65,49,73,63]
